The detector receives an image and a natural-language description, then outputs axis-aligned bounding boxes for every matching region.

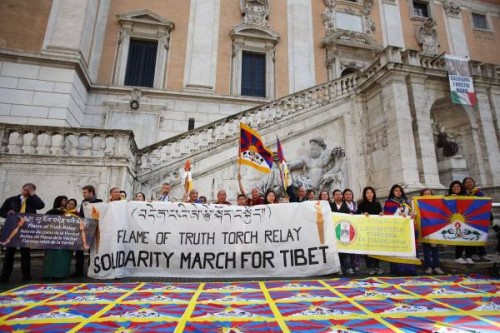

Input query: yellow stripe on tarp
[175,283,205,333]
[259,281,290,333]
[68,282,145,333]
[319,280,404,333]
[0,283,85,322]
[369,255,422,265]
[393,282,500,329]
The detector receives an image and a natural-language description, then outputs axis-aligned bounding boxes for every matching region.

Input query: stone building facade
[0,0,499,205]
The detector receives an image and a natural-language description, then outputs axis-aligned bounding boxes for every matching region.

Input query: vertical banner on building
[445,55,477,106]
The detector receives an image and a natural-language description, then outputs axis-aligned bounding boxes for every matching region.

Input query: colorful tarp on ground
[0,275,498,332]
[414,196,492,245]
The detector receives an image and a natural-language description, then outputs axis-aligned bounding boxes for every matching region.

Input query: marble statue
[288,138,345,192]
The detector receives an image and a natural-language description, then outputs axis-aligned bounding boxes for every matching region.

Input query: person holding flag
[237,123,274,205]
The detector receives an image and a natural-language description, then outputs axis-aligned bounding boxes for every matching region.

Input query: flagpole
[276,136,289,201]
[238,126,242,176]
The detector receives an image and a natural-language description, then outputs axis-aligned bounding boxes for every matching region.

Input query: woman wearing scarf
[463,177,491,261]
[384,184,417,275]
[419,188,444,274]
[449,181,475,264]
[43,198,78,280]
[343,189,360,273]
[357,186,384,275]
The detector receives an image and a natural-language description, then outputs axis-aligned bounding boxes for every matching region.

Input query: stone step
[440,257,499,275]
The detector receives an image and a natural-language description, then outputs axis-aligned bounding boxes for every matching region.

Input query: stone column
[407,74,443,188]
[379,72,422,189]
[442,3,469,58]
[183,0,221,92]
[345,95,368,195]
[378,0,405,48]
[43,0,100,65]
[474,84,500,186]
[287,0,316,93]
[490,86,500,149]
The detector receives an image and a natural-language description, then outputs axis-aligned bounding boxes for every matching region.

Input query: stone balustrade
[0,124,137,164]
[137,73,359,175]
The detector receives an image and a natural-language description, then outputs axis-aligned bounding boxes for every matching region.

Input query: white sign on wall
[336,12,363,33]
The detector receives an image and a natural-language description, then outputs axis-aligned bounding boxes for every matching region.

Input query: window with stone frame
[124,39,158,88]
[230,25,279,99]
[114,9,174,90]
[413,0,429,18]
[471,13,489,31]
[241,52,266,97]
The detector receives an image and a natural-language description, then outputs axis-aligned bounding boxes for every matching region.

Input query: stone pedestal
[437,155,469,186]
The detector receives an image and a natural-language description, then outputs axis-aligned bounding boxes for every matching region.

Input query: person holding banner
[449,180,475,265]
[463,177,491,261]
[0,183,45,283]
[419,188,445,275]
[109,187,122,202]
[384,184,417,275]
[158,183,172,202]
[263,189,278,204]
[184,189,202,204]
[331,189,353,275]
[76,185,103,278]
[318,190,330,202]
[306,189,316,201]
[384,185,412,217]
[343,189,360,273]
[237,194,247,206]
[214,190,231,205]
[357,186,384,275]
[43,198,76,280]
[134,192,146,201]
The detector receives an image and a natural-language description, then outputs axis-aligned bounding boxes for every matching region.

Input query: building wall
[462,5,500,64]
[0,0,52,52]
[97,0,191,91]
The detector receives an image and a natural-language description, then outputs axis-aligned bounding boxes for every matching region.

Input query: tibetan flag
[183,160,193,193]
[239,123,274,173]
[276,137,291,190]
[414,196,492,245]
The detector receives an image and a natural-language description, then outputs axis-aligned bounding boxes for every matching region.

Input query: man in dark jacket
[287,185,307,203]
[0,183,45,283]
[73,185,103,278]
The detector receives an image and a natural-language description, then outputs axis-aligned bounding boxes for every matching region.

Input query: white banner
[86,201,340,279]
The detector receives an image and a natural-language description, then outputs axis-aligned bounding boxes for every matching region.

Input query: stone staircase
[1,46,498,198]
[136,73,358,183]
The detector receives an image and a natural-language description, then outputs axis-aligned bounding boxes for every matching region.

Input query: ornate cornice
[442,0,461,17]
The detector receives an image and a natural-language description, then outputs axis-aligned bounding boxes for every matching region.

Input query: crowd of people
[0,176,496,283]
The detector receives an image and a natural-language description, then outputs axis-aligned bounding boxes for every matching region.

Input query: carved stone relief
[416,18,439,55]
[322,0,375,36]
[443,0,461,17]
[240,0,270,26]
[322,30,382,79]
